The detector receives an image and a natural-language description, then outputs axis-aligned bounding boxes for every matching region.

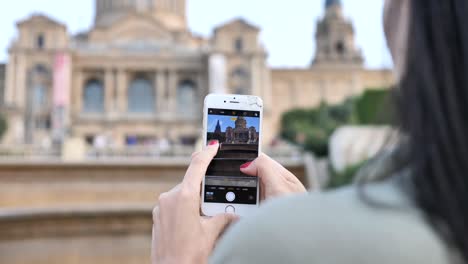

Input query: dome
[95,0,186,29]
[325,0,342,8]
[95,0,155,27]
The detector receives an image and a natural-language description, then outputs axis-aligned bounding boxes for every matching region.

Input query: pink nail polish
[208,140,219,146]
[240,161,252,169]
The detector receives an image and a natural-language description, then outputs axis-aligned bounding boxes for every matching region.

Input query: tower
[312,0,363,68]
[214,120,222,134]
[95,0,187,31]
[211,18,272,119]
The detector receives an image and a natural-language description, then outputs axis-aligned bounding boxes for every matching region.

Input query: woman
[152,0,468,263]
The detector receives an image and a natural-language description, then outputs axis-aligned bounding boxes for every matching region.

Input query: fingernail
[240,161,252,169]
[208,140,219,146]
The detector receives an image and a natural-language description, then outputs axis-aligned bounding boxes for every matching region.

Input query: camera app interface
[205,108,260,205]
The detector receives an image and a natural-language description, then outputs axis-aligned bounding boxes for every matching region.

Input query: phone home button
[226,192,236,202]
[225,205,235,214]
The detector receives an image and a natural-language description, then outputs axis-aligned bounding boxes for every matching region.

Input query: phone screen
[205,108,260,205]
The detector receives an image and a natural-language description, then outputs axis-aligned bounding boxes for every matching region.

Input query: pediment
[89,13,173,44]
[215,18,260,34]
[17,14,65,29]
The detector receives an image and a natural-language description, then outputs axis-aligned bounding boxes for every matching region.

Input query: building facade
[1,0,394,148]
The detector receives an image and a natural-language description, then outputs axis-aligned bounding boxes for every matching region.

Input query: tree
[280,88,393,157]
[0,114,7,140]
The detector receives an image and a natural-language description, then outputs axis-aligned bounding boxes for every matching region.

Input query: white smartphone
[201,94,263,217]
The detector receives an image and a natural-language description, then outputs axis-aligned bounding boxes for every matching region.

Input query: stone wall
[0,158,310,263]
[0,207,152,264]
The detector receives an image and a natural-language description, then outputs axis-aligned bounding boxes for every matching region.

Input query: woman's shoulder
[210,181,450,264]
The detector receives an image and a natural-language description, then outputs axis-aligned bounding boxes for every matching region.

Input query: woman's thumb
[240,154,275,179]
[239,159,257,176]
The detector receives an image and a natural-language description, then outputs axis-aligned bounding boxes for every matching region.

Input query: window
[35,64,48,74]
[28,64,50,112]
[83,79,104,113]
[32,85,47,110]
[177,80,197,115]
[232,67,248,78]
[37,34,45,49]
[336,41,346,55]
[128,77,155,113]
[235,37,243,53]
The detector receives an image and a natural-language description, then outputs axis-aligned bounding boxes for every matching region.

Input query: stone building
[226,116,259,144]
[1,0,394,149]
[210,117,259,145]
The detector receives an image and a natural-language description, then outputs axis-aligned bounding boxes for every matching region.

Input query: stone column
[5,55,16,106]
[167,69,178,117]
[250,57,261,96]
[72,70,84,115]
[116,69,127,113]
[196,73,205,112]
[15,54,27,108]
[155,70,166,114]
[262,64,273,113]
[104,69,114,115]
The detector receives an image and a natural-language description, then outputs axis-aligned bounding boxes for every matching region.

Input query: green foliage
[281,100,356,157]
[0,114,7,140]
[280,88,393,158]
[327,161,366,188]
[355,89,395,125]
[280,87,394,188]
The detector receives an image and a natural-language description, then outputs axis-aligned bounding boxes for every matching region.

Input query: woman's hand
[152,140,238,264]
[240,154,307,201]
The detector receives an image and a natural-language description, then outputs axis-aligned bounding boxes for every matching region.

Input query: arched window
[83,79,104,113]
[25,64,52,143]
[177,80,197,115]
[32,84,47,110]
[29,64,50,112]
[34,64,48,74]
[128,77,155,113]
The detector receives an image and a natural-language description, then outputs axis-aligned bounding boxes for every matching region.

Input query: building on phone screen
[0,0,393,152]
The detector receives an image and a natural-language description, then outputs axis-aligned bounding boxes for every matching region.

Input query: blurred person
[93,133,107,150]
[158,137,171,154]
[40,136,52,150]
[152,0,467,263]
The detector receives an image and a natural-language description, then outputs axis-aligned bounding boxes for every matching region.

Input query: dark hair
[397,0,468,261]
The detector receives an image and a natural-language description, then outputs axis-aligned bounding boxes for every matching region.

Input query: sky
[0,0,393,69]
[208,115,260,133]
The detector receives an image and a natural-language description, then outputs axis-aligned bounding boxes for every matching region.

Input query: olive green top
[210,178,453,264]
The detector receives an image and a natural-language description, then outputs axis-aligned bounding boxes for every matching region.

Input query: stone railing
[0,145,61,160]
[0,143,304,161]
[0,158,311,209]
[85,145,195,160]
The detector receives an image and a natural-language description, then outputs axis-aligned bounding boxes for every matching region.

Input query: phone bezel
[201,94,263,217]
